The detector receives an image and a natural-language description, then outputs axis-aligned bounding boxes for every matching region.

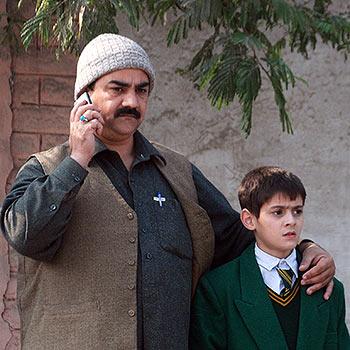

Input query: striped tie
[277,268,294,296]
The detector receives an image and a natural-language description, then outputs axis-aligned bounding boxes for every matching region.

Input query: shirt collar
[92,131,166,165]
[255,243,298,277]
[133,131,166,165]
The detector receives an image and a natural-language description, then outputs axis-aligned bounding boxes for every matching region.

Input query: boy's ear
[240,209,256,231]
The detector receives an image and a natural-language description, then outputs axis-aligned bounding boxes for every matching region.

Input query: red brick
[10,132,40,159]
[7,0,34,20]
[13,46,77,76]
[41,76,75,106]
[13,158,26,170]
[6,159,25,186]
[5,159,27,190]
[0,233,11,348]
[13,105,70,134]
[0,0,5,12]
[0,236,8,257]
[0,8,13,203]
[6,174,18,192]
[12,75,39,106]
[41,134,68,151]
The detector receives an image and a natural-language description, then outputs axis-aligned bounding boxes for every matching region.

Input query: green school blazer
[189,244,350,349]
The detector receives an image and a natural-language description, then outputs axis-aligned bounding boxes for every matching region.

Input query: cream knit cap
[74,33,155,99]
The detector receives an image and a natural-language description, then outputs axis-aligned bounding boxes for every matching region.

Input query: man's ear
[240,209,256,231]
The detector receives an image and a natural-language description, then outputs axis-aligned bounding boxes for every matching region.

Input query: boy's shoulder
[331,277,346,299]
[200,243,255,288]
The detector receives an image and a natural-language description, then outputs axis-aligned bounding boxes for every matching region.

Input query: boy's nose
[285,212,296,226]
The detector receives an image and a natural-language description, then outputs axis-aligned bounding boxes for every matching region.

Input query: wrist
[299,241,318,253]
[70,153,91,169]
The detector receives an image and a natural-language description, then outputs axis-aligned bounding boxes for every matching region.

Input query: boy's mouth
[283,231,296,237]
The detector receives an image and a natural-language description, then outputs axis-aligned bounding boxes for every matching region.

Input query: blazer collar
[235,244,330,349]
[235,244,289,349]
[296,285,330,348]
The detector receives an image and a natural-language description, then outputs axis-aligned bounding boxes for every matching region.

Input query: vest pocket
[24,301,100,350]
[157,198,193,260]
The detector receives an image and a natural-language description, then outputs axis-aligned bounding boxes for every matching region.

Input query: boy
[189,166,350,349]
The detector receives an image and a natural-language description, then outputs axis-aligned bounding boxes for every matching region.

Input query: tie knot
[277,268,294,293]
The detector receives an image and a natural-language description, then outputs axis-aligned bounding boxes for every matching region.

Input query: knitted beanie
[74,33,155,99]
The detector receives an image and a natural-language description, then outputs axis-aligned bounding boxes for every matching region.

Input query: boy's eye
[293,208,303,216]
[272,209,283,216]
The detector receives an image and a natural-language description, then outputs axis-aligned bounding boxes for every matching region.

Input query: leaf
[231,32,263,50]
[14,0,350,136]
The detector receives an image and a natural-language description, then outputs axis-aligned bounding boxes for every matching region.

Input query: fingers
[299,242,336,297]
[94,118,104,136]
[298,243,318,271]
[68,99,104,168]
[323,279,334,300]
[70,117,104,140]
[302,262,332,286]
[78,110,105,126]
[70,99,87,123]
[305,278,333,298]
[301,255,335,296]
[83,118,104,134]
[70,99,102,124]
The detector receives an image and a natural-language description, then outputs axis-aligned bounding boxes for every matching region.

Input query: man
[1,34,335,350]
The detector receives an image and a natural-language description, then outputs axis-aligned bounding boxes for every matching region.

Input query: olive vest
[17,142,215,350]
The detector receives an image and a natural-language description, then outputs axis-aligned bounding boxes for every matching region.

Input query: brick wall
[9,47,77,186]
[0,1,78,346]
[0,50,77,349]
[0,0,17,346]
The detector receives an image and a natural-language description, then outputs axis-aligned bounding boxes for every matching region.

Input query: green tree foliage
[15,0,350,136]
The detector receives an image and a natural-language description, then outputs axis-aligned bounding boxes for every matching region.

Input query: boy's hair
[238,166,306,218]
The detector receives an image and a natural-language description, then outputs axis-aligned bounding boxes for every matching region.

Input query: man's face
[89,68,150,142]
[251,193,304,258]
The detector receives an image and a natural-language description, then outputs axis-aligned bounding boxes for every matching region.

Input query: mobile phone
[75,91,92,105]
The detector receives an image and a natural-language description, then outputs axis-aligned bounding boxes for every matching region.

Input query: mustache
[114,108,141,119]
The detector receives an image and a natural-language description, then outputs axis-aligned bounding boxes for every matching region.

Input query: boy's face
[241,192,304,258]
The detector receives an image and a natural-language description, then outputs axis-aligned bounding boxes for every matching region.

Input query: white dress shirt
[255,243,299,295]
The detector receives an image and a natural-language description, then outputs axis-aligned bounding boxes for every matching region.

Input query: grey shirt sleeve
[191,164,254,268]
[0,156,88,260]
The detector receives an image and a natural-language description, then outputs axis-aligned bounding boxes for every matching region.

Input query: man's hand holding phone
[69,92,104,168]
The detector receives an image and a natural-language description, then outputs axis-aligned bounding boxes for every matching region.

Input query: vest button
[128,284,135,290]
[128,260,136,266]
[128,309,135,317]
[129,237,136,243]
[127,212,134,220]
[73,174,81,182]
[146,253,152,260]
[49,204,57,211]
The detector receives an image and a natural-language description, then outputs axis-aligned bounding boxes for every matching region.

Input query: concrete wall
[125,4,350,327]
[0,1,349,347]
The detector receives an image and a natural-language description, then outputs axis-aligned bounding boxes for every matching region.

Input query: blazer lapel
[235,245,289,349]
[296,286,330,349]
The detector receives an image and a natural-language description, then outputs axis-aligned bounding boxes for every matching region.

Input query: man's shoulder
[32,142,69,172]
[150,141,187,159]
[33,142,69,159]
